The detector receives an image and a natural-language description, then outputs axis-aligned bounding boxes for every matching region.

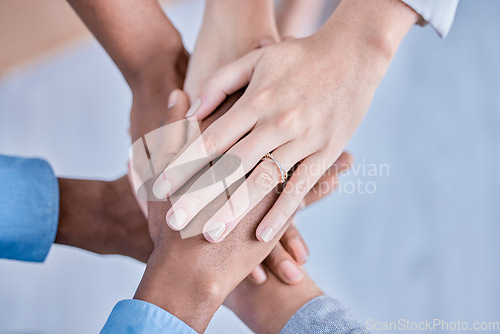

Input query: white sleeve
[401,0,459,38]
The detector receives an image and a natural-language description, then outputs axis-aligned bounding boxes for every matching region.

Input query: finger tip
[152,177,171,200]
[250,267,268,284]
[258,225,275,243]
[203,233,221,243]
[166,220,181,231]
[297,255,309,266]
[279,260,304,284]
[202,230,220,243]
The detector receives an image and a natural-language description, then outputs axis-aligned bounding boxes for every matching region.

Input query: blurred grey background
[0,0,499,333]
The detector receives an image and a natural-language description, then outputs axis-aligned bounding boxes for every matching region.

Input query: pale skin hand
[153,0,419,243]
[180,0,352,284]
[184,0,279,102]
[133,89,352,285]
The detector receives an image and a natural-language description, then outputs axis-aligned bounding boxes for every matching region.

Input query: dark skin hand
[67,0,189,142]
[134,90,352,333]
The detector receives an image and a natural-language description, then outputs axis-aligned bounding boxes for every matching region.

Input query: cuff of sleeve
[0,155,59,262]
[101,299,197,334]
[401,0,459,38]
[281,295,368,334]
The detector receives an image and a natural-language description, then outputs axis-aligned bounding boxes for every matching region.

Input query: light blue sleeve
[0,154,59,262]
[101,299,197,334]
[401,0,459,38]
[281,295,369,334]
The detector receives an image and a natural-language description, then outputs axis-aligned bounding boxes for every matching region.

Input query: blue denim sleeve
[281,295,369,334]
[0,155,59,262]
[101,299,197,334]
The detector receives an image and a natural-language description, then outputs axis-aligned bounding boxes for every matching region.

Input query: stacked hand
[64,0,420,332]
[133,89,351,332]
[153,0,417,246]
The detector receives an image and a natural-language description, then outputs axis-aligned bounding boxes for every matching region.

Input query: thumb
[166,89,191,124]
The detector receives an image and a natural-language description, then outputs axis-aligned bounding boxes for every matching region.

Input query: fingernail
[250,265,267,284]
[206,221,226,241]
[279,260,303,282]
[152,177,172,199]
[185,98,201,118]
[289,237,309,264]
[260,226,275,242]
[168,90,178,108]
[167,208,187,230]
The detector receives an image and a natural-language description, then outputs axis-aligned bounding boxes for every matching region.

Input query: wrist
[313,0,418,75]
[129,46,188,141]
[134,246,225,333]
[203,0,279,50]
[126,31,185,92]
[129,41,187,97]
[56,178,108,250]
[56,177,152,262]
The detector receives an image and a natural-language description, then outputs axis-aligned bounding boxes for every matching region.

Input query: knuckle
[201,133,219,156]
[274,109,300,131]
[274,209,288,225]
[254,168,280,191]
[251,89,272,107]
[293,181,310,197]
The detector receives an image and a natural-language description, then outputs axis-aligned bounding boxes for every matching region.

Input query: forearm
[203,0,279,48]
[185,0,279,100]
[56,177,152,262]
[313,0,419,77]
[67,0,183,91]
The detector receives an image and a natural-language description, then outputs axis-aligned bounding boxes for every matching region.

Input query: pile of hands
[61,0,418,332]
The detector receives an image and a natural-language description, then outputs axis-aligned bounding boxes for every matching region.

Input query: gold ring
[262,153,288,183]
